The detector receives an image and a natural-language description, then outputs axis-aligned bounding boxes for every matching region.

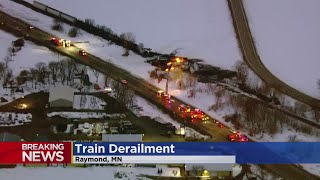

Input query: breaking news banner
[0,142,319,164]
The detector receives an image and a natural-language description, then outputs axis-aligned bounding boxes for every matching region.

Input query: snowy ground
[0,112,32,126]
[0,30,59,76]
[73,95,106,110]
[1,0,318,143]
[0,30,62,104]
[0,1,319,175]
[132,96,209,140]
[243,0,320,99]
[246,164,282,180]
[132,96,180,128]
[35,0,241,69]
[0,165,181,180]
[47,112,126,119]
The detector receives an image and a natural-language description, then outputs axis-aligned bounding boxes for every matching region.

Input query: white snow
[0,30,64,104]
[0,165,181,179]
[252,126,320,142]
[47,112,126,119]
[184,127,210,140]
[232,164,242,177]
[1,2,319,175]
[133,96,180,128]
[0,29,59,76]
[247,164,282,180]
[48,112,106,119]
[243,0,320,99]
[36,0,241,69]
[1,0,318,142]
[73,95,106,110]
[0,112,32,126]
[301,164,320,177]
[132,96,209,140]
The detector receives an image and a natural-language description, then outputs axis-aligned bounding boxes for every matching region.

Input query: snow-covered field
[0,30,59,76]
[0,165,181,180]
[0,112,32,126]
[1,0,318,143]
[47,112,126,119]
[73,95,106,110]
[243,0,320,99]
[36,0,241,69]
[0,30,63,103]
[0,0,318,177]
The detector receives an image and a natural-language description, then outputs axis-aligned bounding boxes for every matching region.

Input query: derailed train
[33,1,77,24]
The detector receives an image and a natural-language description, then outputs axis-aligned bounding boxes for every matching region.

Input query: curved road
[228,0,320,110]
[0,10,319,180]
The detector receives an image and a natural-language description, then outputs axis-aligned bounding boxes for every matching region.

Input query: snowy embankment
[1,0,318,142]
[132,96,210,140]
[0,112,32,126]
[47,112,126,119]
[37,0,241,69]
[0,30,60,103]
[73,95,106,110]
[243,0,320,99]
[0,165,181,180]
[0,28,59,76]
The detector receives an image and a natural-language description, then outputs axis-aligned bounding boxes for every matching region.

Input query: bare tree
[58,59,67,85]
[66,59,76,85]
[49,61,59,86]
[35,62,48,84]
[138,42,144,53]
[92,68,100,83]
[3,68,13,88]
[120,32,136,56]
[16,70,29,86]
[234,60,248,85]
[4,55,12,68]
[0,62,5,80]
[111,80,135,108]
[51,19,63,31]
[29,68,37,88]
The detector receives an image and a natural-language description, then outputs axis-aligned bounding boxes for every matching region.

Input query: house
[102,134,143,142]
[185,163,233,179]
[0,132,21,142]
[49,86,78,108]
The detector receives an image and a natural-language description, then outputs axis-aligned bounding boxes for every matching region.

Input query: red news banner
[0,142,72,164]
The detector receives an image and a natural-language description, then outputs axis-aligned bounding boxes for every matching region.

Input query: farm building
[102,134,143,142]
[49,86,78,108]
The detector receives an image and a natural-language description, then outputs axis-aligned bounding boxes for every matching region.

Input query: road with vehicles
[0,10,319,180]
[228,0,320,110]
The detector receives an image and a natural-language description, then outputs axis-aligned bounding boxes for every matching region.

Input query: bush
[99,25,113,34]
[51,19,63,31]
[13,38,25,47]
[68,27,79,37]
[84,18,95,26]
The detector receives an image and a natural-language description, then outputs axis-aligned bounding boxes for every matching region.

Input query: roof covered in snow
[49,86,78,102]
[102,134,143,142]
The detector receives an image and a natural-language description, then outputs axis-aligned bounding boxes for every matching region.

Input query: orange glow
[165,68,169,72]
[170,67,175,70]
[167,62,172,66]
[176,57,181,63]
